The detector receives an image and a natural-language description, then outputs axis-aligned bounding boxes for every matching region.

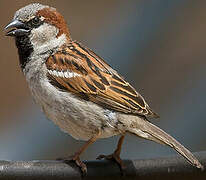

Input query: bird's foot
[96,152,126,172]
[57,155,87,175]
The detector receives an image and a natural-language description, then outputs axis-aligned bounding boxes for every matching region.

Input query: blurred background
[0,0,205,162]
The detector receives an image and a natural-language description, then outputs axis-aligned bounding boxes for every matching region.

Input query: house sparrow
[5,3,203,174]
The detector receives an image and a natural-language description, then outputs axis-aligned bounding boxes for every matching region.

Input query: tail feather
[128,119,204,170]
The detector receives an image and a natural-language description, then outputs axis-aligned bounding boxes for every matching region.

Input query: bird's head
[5,3,70,69]
[5,3,70,40]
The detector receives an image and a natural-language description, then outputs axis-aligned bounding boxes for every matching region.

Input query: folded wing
[46,41,159,118]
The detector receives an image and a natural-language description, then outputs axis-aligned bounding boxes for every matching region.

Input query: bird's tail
[128,118,203,170]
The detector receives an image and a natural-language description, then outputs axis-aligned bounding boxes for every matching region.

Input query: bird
[5,3,203,174]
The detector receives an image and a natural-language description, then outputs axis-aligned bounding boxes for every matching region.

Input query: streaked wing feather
[46,41,159,118]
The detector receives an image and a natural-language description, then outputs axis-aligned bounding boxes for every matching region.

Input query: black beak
[4,19,30,36]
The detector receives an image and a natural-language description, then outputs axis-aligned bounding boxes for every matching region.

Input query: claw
[57,155,87,175]
[97,153,126,171]
[56,133,101,175]
[75,157,87,174]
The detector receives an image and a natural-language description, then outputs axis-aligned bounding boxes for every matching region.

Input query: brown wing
[46,41,159,118]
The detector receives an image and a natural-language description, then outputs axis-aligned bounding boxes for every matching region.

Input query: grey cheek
[30,23,58,45]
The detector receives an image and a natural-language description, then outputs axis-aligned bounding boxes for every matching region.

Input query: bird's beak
[4,19,30,37]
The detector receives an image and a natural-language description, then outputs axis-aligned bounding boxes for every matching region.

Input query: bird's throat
[15,35,33,70]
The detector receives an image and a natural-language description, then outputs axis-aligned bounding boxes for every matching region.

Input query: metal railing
[0,151,205,180]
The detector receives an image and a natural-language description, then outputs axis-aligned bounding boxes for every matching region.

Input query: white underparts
[48,69,80,78]
[104,110,117,129]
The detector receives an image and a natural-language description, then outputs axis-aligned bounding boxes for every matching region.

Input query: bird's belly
[29,79,120,141]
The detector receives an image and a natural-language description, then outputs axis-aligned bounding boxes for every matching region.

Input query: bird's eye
[33,17,39,23]
[32,17,40,25]
[28,17,42,28]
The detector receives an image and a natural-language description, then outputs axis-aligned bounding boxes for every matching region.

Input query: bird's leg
[58,131,101,174]
[97,134,126,170]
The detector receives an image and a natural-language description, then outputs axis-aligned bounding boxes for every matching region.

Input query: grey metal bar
[0,151,205,180]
